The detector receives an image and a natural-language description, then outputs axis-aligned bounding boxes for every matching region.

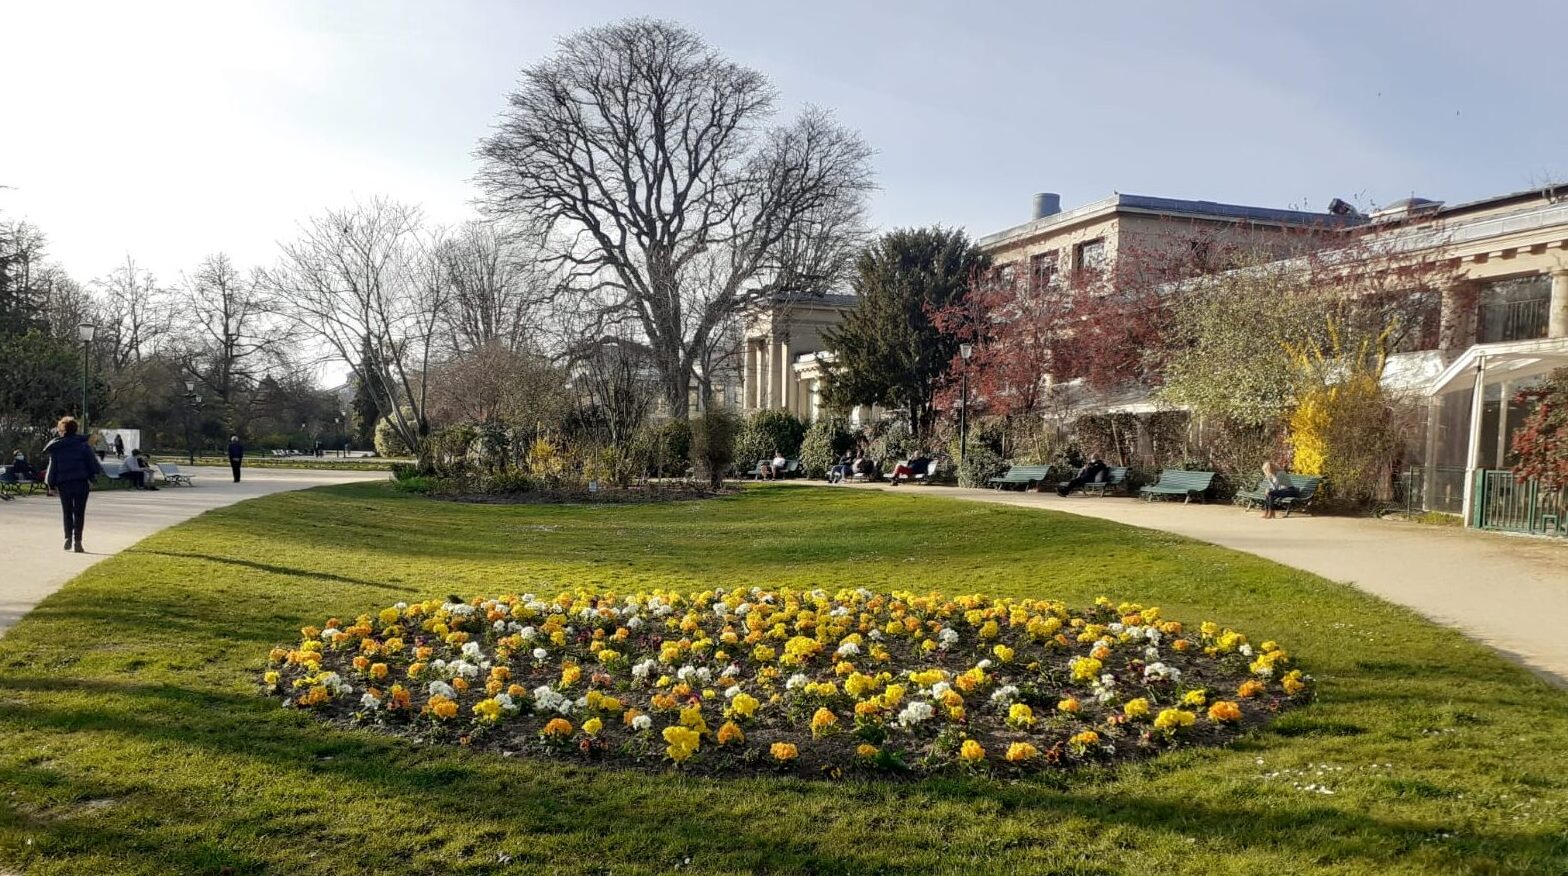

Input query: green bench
[1235,475,1322,516]
[988,464,1052,490]
[1139,469,1215,503]
[1062,466,1129,497]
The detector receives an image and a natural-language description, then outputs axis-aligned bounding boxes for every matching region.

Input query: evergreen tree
[823,227,986,438]
[349,334,383,448]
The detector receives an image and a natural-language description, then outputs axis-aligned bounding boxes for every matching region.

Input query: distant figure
[1057,453,1110,497]
[10,449,34,481]
[828,451,855,483]
[854,455,878,480]
[889,452,932,486]
[43,416,105,553]
[227,435,245,483]
[762,450,787,480]
[118,449,157,490]
[113,434,125,459]
[1260,460,1300,520]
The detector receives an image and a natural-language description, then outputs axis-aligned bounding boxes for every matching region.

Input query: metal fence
[1400,465,1468,516]
[1477,297,1550,343]
[1472,469,1568,535]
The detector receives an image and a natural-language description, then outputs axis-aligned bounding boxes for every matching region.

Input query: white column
[748,343,760,409]
[1461,354,1487,527]
[777,341,791,413]
[1550,270,1568,339]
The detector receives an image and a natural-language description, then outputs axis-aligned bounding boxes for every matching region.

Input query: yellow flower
[1068,730,1100,752]
[1281,670,1309,696]
[426,694,458,720]
[992,644,1015,663]
[1153,708,1196,732]
[716,720,745,746]
[1071,657,1102,683]
[1180,689,1207,707]
[1007,703,1035,729]
[662,725,701,762]
[560,664,582,687]
[770,742,798,762]
[473,698,504,723]
[752,645,776,663]
[978,620,1000,640]
[1208,700,1243,723]
[582,717,604,737]
[1005,742,1039,763]
[1123,697,1151,720]
[678,705,708,735]
[1057,697,1081,714]
[369,662,389,680]
[882,684,905,706]
[856,743,879,759]
[263,671,280,685]
[958,739,986,763]
[810,707,838,737]
[542,717,574,738]
[729,692,760,719]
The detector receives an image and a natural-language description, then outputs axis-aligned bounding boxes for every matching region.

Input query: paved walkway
[832,481,1568,686]
[0,466,385,635]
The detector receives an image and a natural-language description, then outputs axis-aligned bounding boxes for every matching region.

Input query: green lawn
[1,484,1564,875]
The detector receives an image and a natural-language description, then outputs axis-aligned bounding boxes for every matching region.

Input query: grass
[1,484,1565,875]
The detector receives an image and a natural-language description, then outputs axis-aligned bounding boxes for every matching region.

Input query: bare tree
[94,255,170,370]
[260,198,449,461]
[179,253,295,428]
[436,220,556,356]
[476,18,874,419]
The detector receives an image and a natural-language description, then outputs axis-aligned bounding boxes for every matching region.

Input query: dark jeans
[1264,486,1301,511]
[119,471,148,489]
[230,459,242,483]
[1059,463,1109,495]
[829,464,852,482]
[56,480,90,541]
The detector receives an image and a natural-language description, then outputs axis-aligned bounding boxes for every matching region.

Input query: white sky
[5,0,1566,323]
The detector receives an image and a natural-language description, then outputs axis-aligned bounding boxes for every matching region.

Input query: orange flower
[1237,679,1266,699]
[1208,700,1243,723]
[542,717,574,738]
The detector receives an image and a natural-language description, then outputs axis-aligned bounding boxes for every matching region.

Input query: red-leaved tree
[1512,368,1568,490]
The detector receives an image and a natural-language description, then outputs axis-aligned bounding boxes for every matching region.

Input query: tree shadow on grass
[127,549,418,593]
[3,676,1564,874]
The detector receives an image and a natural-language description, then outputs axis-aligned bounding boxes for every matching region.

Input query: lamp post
[183,380,197,465]
[77,323,95,432]
[959,342,974,471]
[334,416,343,458]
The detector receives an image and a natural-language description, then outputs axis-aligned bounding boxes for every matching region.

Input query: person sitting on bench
[761,451,787,480]
[889,452,931,485]
[828,451,856,483]
[10,450,34,481]
[119,450,158,490]
[1057,453,1109,497]
[1260,460,1299,519]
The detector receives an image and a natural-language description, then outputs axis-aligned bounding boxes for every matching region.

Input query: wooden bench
[157,463,195,487]
[1063,466,1129,497]
[989,464,1052,491]
[1139,469,1216,503]
[1235,475,1322,516]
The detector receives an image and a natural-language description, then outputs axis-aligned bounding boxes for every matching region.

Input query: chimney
[1032,192,1061,220]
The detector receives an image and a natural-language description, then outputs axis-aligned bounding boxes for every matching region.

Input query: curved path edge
[819,481,1568,688]
[0,466,386,635]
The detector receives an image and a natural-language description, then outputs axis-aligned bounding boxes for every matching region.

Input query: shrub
[865,419,919,467]
[1288,375,1413,507]
[691,408,740,489]
[800,415,856,477]
[632,420,692,478]
[373,416,412,458]
[1511,367,1568,491]
[949,441,1007,488]
[736,410,807,466]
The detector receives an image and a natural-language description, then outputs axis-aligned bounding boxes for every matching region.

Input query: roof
[1427,338,1568,397]
[979,192,1354,250]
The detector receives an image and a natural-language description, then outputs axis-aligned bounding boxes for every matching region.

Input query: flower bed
[263,588,1312,778]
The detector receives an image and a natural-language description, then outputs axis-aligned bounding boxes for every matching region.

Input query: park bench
[1063,466,1129,497]
[1139,469,1216,503]
[747,459,802,480]
[157,463,195,487]
[0,465,44,499]
[1234,474,1322,517]
[988,464,1052,491]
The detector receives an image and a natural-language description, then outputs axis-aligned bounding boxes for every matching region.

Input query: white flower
[1143,662,1181,683]
[931,682,952,698]
[835,641,860,658]
[723,686,741,699]
[990,685,1019,705]
[463,642,483,659]
[532,648,548,661]
[631,659,657,679]
[677,665,698,683]
[626,616,644,630]
[897,701,935,726]
[519,626,537,641]
[1239,644,1255,657]
[977,659,993,670]
[360,692,382,711]
[1144,645,1161,661]
[494,693,516,711]
[493,620,506,632]
[786,673,809,690]
[428,680,456,699]
[631,714,653,731]
[938,629,959,648]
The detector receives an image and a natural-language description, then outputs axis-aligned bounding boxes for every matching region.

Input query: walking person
[113,434,125,459]
[43,416,105,553]
[227,435,245,483]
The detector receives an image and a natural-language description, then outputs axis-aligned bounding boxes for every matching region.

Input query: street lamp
[183,380,198,465]
[959,342,974,471]
[77,323,95,432]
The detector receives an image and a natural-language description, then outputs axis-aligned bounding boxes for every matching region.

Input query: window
[994,262,1017,286]
[1074,238,1107,279]
[1029,250,1058,293]
[1477,275,1551,343]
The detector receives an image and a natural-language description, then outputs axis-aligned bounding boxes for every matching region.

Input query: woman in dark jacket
[43,416,105,552]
